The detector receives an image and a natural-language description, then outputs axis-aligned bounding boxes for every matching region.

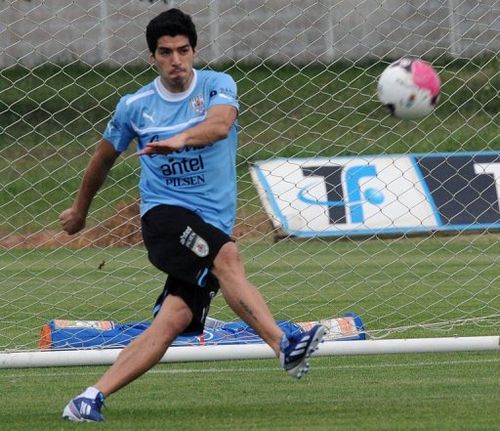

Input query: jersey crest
[190,94,206,115]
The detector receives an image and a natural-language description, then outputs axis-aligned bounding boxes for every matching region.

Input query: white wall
[1,0,498,67]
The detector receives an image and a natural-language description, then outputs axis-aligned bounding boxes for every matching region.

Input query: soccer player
[60,8,326,422]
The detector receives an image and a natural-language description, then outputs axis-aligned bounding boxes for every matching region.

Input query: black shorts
[141,204,232,334]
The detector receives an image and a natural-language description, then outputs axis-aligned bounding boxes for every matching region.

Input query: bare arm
[59,139,120,235]
[137,104,237,156]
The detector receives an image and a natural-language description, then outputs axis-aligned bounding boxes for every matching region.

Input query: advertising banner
[250,152,500,237]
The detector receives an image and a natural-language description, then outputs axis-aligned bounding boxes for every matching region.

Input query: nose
[171,51,181,66]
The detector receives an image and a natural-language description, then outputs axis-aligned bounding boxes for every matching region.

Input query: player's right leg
[62,294,192,422]
[62,388,106,422]
[93,293,192,395]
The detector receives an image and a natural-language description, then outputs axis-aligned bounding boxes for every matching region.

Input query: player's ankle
[79,386,103,399]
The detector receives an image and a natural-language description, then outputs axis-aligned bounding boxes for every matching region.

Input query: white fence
[0,0,498,358]
[1,0,498,68]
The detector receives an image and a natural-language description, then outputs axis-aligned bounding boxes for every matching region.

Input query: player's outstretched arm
[138,105,237,156]
[59,139,120,235]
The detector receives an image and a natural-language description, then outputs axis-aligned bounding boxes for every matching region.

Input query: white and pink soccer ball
[377,58,441,120]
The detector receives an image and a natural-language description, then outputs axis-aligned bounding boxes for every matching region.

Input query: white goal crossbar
[1,336,498,369]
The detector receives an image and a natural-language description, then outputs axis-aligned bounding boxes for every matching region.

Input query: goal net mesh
[1,0,498,353]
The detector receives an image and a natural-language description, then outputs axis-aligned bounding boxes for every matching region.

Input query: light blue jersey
[103,69,239,234]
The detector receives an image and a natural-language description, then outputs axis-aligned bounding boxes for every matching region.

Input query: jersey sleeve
[102,96,136,152]
[207,73,239,112]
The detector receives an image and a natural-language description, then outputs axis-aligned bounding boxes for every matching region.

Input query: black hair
[146,8,197,53]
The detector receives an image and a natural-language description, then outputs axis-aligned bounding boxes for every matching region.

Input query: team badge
[190,94,206,115]
[180,226,209,257]
[192,236,209,257]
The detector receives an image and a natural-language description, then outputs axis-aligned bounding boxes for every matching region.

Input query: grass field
[1,237,499,350]
[1,239,499,429]
[1,59,498,231]
[0,352,499,430]
[1,59,499,429]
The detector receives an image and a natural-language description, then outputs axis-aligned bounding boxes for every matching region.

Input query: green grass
[0,353,499,430]
[1,235,498,348]
[1,59,499,232]
[0,59,499,429]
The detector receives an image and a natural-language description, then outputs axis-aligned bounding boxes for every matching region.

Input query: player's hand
[137,133,187,156]
[59,207,86,235]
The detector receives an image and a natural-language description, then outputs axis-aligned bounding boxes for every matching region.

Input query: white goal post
[0,1,498,368]
[1,337,499,369]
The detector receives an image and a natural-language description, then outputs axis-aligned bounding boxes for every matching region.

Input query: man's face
[151,35,195,92]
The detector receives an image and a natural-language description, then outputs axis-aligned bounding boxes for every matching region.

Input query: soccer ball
[377,58,441,120]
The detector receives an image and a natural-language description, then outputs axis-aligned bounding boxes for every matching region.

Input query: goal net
[1,0,498,364]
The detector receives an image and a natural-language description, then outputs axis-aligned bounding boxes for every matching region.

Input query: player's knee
[153,297,193,343]
[167,307,192,336]
[212,242,244,282]
[154,316,190,350]
[215,241,240,266]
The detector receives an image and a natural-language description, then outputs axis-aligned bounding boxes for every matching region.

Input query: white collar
[154,69,197,102]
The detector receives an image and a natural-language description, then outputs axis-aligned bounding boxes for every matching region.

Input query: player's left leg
[212,241,326,377]
[212,241,285,355]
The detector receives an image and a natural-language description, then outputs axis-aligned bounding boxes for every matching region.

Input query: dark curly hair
[146,8,197,53]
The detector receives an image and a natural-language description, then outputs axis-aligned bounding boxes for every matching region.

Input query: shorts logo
[180,226,209,257]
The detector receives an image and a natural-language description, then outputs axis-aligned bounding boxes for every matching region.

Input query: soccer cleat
[280,324,327,379]
[62,391,106,422]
